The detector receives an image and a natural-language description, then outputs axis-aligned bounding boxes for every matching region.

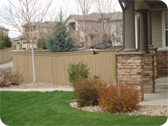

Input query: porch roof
[119,0,167,10]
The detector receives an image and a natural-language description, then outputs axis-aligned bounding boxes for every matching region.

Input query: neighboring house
[12,21,56,50]
[0,26,9,36]
[112,28,123,46]
[65,12,123,47]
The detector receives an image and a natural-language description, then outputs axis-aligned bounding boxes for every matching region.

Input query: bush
[67,62,90,83]
[97,81,140,113]
[0,68,10,87]
[73,78,100,107]
[0,68,23,87]
[8,71,23,85]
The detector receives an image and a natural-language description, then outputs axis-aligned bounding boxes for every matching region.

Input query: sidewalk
[139,77,168,106]
[0,88,73,92]
[0,60,13,68]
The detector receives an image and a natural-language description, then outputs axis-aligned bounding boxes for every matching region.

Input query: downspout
[115,0,125,84]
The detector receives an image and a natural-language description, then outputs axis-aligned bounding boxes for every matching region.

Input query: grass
[0,91,167,126]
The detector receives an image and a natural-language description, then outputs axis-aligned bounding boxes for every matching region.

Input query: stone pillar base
[157,50,168,77]
[116,52,155,101]
[116,53,144,101]
[143,54,155,93]
[149,47,158,79]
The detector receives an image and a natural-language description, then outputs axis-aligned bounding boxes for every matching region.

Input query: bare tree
[93,0,122,46]
[0,0,54,83]
[76,0,95,49]
[63,0,95,49]
[64,0,122,49]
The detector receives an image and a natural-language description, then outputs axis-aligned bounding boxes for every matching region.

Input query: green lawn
[0,91,167,126]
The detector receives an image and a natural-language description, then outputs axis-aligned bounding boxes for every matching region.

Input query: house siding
[151,10,162,48]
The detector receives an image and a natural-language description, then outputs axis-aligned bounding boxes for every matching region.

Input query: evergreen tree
[47,21,75,53]
[0,31,12,49]
[42,41,47,49]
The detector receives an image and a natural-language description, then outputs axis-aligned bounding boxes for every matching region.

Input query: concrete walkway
[0,60,13,68]
[0,88,73,92]
[139,77,168,106]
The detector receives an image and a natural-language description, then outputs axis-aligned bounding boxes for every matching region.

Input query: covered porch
[140,77,168,105]
[116,0,168,101]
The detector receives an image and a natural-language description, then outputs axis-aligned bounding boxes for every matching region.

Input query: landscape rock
[70,102,168,116]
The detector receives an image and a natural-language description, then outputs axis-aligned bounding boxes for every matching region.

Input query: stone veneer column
[143,54,155,93]
[116,53,144,101]
[149,47,158,79]
[157,50,168,77]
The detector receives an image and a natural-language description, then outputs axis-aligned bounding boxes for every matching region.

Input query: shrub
[8,71,23,85]
[73,78,100,107]
[97,81,140,113]
[67,62,90,83]
[0,68,10,87]
[0,68,23,87]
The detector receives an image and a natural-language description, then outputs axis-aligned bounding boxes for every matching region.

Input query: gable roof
[0,26,9,31]
[22,21,56,28]
[65,12,122,22]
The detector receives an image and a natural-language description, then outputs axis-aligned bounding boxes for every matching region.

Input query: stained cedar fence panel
[12,49,116,86]
[0,47,13,64]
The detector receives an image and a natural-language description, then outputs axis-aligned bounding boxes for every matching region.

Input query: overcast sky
[0,0,122,38]
[0,0,167,38]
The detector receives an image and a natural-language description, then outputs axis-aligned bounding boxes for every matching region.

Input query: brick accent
[149,48,158,79]
[143,54,155,93]
[157,50,168,77]
[117,54,144,101]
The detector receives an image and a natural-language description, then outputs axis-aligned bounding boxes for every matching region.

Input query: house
[65,12,123,47]
[116,0,168,101]
[12,21,56,50]
[0,26,9,36]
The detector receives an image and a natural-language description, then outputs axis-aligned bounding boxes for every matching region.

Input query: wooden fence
[0,47,13,64]
[12,49,116,86]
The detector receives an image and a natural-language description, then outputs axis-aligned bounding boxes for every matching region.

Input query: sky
[0,0,168,38]
[0,0,121,38]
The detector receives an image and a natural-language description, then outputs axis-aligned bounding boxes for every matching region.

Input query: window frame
[162,10,168,49]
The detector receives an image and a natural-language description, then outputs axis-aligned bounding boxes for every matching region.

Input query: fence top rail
[0,47,13,51]
[12,49,117,56]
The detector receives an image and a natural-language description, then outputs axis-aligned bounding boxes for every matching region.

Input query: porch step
[156,83,168,86]
[155,82,168,93]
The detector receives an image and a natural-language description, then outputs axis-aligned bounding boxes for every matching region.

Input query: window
[162,11,168,49]
[69,22,76,31]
